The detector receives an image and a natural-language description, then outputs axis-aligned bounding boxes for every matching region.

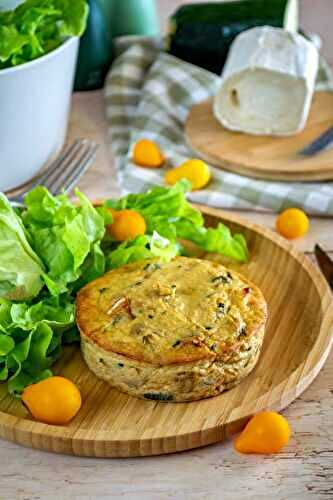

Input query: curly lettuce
[22,187,105,294]
[106,231,180,270]
[105,180,248,262]
[0,193,45,301]
[0,295,75,394]
[0,0,88,70]
[0,188,104,394]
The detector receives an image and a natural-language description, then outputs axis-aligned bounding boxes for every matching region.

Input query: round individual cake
[76,257,267,402]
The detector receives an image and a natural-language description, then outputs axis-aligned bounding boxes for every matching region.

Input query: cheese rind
[213,27,319,136]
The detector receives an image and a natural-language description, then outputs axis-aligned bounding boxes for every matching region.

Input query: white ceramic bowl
[0,37,79,192]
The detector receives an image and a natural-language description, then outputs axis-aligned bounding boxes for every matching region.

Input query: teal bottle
[74,0,159,90]
[111,0,159,37]
[74,0,114,91]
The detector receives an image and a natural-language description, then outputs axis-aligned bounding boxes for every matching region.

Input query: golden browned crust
[76,257,267,366]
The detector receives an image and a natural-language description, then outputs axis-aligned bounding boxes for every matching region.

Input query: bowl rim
[0,36,78,76]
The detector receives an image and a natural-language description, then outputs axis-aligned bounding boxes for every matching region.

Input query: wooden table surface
[0,89,332,500]
[1,1,333,494]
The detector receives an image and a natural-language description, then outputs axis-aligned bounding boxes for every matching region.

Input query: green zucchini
[167,0,298,74]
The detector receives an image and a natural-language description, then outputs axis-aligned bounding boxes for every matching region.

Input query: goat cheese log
[213,27,319,136]
[77,257,267,402]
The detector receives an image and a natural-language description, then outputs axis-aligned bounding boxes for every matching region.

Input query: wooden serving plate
[185,91,333,181]
[0,206,332,457]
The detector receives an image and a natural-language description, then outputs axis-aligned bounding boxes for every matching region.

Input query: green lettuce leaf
[10,295,75,331]
[0,334,15,356]
[73,242,105,291]
[54,0,89,37]
[105,181,248,262]
[23,187,105,293]
[0,25,29,63]
[0,0,88,69]
[0,193,45,301]
[106,232,180,270]
[174,219,249,263]
[0,187,105,394]
[0,295,74,395]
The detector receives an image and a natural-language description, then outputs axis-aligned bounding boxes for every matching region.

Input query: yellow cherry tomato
[165,159,211,190]
[132,139,164,168]
[108,209,146,241]
[276,208,309,239]
[22,376,82,425]
[234,411,291,455]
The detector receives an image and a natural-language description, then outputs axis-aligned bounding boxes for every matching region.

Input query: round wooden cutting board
[0,206,332,458]
[185,91,333,181]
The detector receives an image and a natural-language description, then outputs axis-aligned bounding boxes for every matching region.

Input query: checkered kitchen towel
[104,37,333,215]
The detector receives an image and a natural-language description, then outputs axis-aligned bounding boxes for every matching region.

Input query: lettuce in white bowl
[0,0,88,70]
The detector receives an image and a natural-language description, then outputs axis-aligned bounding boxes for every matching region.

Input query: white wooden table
[0,89,332,500]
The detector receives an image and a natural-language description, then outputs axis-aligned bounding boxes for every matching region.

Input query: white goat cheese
[213,27,319,136]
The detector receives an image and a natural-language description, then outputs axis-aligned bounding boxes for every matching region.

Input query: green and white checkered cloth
[104,37,333,215]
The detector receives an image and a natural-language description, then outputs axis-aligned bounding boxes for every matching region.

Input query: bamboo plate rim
[0,205,332,455]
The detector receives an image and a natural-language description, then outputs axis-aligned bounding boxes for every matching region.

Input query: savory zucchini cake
[76,257,267,402]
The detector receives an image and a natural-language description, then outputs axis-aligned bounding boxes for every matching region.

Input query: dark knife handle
[314,244,333,290]
[299,126,333,156]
